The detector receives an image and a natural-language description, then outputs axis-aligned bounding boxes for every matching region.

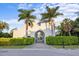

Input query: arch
[35,30,45,43]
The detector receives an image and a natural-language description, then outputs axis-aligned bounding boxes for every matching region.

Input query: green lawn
[0,45,26,49]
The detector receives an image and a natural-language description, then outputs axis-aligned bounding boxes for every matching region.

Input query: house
[13,20,55,43]
[13,20,55,42]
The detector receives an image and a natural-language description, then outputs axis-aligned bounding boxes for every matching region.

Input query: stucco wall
[13,21,55,38]
[13,24,26,38]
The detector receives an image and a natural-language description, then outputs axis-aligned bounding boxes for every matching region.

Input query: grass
[53,45,79,49]
[0,45,26,49]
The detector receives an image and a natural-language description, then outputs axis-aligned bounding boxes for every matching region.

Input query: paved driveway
[0,43,79,56]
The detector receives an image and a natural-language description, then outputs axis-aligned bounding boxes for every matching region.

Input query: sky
[0,3,79,32]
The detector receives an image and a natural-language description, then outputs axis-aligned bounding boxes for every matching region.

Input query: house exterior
[13,20,55,38]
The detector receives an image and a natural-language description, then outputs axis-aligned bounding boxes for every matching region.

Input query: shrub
[10,38,25,45]
[10,37,34,45]
[46,36,78,45]
[0,37,34,46]
[0,32,12,38]
[0,38,10,46]
[24,37,34,45]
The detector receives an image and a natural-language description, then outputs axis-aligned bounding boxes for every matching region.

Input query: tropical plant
[41,6,63,35]
[59,18,73,36]
[74,17,79,28]
[56,24,63,36]
[18,9,36,37]
[0,21,9,32]
[72,17,79,36]
[74,12,79,36]
[0,32,12,38]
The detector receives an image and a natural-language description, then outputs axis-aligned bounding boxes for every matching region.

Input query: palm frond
[41,6,63,22]
[54,12,63,17]
[0,21,9,30]
[18,9,36,22]
[28,9,35,14]
[41,13,49,20]
[53,6,59,13]
[46,6,50,12]
[29,15,36,19]
[18,17,25,21]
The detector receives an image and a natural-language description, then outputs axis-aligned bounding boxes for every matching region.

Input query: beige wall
[13,24,26,38]
[13,21,54,38]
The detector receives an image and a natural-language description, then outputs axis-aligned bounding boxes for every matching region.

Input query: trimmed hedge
[24,37,34,45]
[0,37,34,46]
[0,38,10,46]
[46,36,79,45]
[10,38,25,45]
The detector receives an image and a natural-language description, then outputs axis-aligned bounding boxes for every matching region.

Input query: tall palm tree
[41,6,63,36]
[18,9,36,37]
[61,18,73,36]
[0,21,9,32]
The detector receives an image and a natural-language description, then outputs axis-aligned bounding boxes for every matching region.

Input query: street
[0,48,79,56]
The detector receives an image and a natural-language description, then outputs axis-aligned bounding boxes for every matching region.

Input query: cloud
[56,3,79,21]
[6,3,79,31]
[18,3,27,9]
[32,4,47,19]
[17,3,79,24]
[18,3,33,9]
[33,3,79,21]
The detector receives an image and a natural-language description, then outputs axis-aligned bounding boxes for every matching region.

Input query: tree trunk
[26,23,28,37]
[68,31,71,36]
[45,22,47,30]
[50,20,55,36]
[60,31,62,36]
[50,22,53,35]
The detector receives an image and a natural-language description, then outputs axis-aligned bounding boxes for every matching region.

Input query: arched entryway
[35,30,45,43]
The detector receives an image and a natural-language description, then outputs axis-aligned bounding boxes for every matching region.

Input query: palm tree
[61,18,73,36]
[72,17,79,36]
[41,6,63,36]
[74,17,79,28]
[56,24,63,36]
[18,9,36,37]
[0,21,9,32]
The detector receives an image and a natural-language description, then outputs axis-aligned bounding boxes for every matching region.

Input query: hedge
[0,37,34,46]
[24,38,34,45]
[46,36,79,45]
[0,38,10,46]
[10,38,25,45]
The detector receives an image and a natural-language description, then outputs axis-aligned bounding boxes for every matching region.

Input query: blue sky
[0,3,79,32]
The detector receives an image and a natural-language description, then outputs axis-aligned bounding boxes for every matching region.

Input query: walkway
[26,43,52,49]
